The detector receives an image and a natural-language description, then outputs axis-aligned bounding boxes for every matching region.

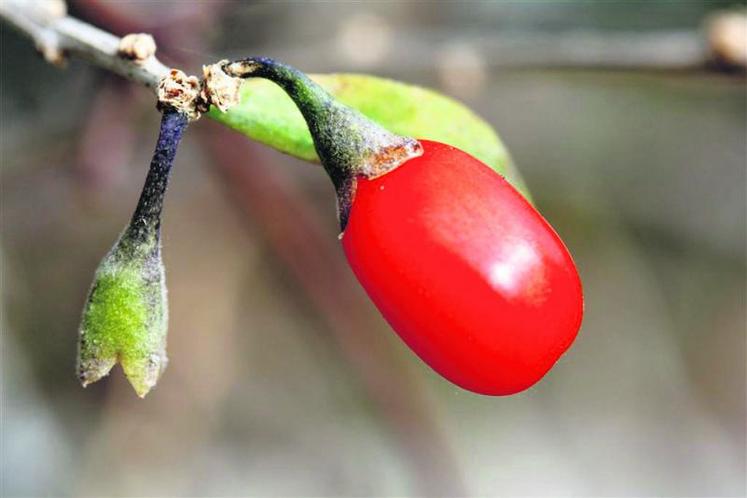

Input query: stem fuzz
[223,57,423,229]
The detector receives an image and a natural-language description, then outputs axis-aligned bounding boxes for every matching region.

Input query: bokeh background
[2,1,745,496]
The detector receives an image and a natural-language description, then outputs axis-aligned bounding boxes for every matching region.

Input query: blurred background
[2,1,745,496]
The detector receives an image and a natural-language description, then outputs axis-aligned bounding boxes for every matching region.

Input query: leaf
[208,74,531,199]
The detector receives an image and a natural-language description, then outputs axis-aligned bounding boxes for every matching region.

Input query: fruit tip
[77,356,116,389]
[122,352,167,399]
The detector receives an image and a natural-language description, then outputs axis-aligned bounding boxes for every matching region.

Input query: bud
[77,109,188,397]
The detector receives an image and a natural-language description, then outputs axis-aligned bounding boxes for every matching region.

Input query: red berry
[225,57,584,395]
[342,140,583,395]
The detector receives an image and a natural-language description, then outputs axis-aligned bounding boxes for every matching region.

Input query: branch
[1,0,243,121]
[0,0,169,91]
[2,0,744,102]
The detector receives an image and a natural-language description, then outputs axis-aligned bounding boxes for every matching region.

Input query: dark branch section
[127,109,189,244]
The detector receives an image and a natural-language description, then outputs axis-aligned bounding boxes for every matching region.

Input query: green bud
[77,110,188,397]
[77,233,167,397]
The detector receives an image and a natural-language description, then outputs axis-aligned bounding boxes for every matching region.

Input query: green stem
[223,57,422,229]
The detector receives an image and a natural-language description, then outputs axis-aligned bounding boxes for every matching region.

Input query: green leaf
[208,74,530,199]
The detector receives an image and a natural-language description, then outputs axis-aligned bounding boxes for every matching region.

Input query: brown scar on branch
[201,60,241,113]
[157,69,202,120]
[156,62,242,121]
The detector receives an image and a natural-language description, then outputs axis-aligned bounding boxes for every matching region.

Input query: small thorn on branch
[706,10,747,70]
[118,33,156,64]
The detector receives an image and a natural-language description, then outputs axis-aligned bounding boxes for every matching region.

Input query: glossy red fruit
[342,140,583,395]
[225,57,583,396]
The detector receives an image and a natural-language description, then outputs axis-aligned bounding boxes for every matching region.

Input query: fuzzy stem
[223,57,422,185]
[223,57,423,229]
[127,109,189,245]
